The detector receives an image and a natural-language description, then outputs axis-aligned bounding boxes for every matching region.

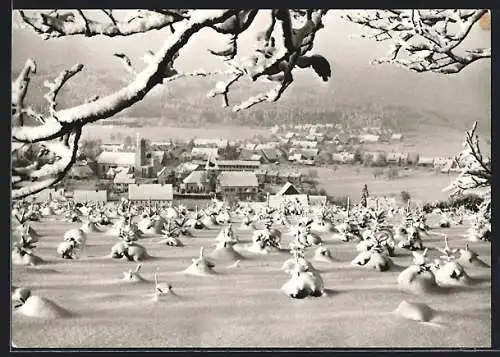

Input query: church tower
[135,133,146,177]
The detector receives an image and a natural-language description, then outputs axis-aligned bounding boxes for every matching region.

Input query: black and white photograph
[11,8,492,349]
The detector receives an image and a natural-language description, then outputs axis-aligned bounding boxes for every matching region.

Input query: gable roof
[183,170,205,184]
[128,184,173,201]
[114,172,136,184]
[278,182,300,195]
[218,171,258,187]
[73,190,108,203]
[96,152,135,166]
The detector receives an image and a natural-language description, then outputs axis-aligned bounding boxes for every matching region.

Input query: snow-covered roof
[183,170,205,184]
[96,152,135,166]
[128,184,173,201]
[218,171,258,187]
[114,172,136,184]
[278,182,300,196]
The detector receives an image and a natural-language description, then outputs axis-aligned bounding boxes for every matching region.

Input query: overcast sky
[12,10,491,128]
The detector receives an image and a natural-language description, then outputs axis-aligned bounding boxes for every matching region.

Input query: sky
[11,10,491,129]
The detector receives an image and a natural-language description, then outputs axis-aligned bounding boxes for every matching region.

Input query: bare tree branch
[17,9,192,38]
[43,64,84,116]
[344,9,490,74]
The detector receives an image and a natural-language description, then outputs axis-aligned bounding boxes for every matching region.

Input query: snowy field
[11,213,490,348]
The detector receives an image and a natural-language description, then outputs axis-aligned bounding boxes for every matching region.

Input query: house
[291,140,318,149]
[96,152,135,177]
[391,133,404,141]
[238,149,263,162]
[181,171,207,193]
[73,189,108,203]
[285,132,296,139]
[113,172,136,193]
[386,152,409,165]
[195,158,261,172]
[278,182,301,196]
[417,156,435,167]
[332,152,356,164]
[218,171,259,200]
[176,162,200,176]
[191,147,219,160]
[260,148,283,163]
[156,167,175,185]
[101,143,124,152]
[244,143,257,150]
[128,183,173,204]
[359,134,380,143]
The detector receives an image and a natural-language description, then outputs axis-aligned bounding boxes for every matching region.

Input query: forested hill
[12,64,490,135]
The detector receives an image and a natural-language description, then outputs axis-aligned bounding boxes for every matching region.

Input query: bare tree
[443,121,491,196]
[344,9,490,74]
[11,9,332,199]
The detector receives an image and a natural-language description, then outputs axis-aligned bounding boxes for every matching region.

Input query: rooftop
[96,152,135,166]
[128,183,174,201]
[183,170,205,184]
[218,171,258,187]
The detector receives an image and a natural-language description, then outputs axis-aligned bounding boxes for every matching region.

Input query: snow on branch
[344,9,490,74]
[17,9,191,39]
[12,126,82,199]
[443,121,491,197]
[43,64,84,115]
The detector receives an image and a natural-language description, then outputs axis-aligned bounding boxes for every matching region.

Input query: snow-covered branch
[17,10,191,39]
[443,121,491,196]
[344,9,490,74]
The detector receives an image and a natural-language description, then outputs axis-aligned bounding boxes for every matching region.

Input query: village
[44,121,462,206]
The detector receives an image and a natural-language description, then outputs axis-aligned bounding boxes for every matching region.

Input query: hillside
[12,65,491,135]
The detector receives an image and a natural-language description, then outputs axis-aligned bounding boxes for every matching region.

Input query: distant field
[298,165,458,204]
[81,124,271,142]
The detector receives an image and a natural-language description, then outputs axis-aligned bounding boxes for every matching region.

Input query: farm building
[128,183,173,204]
[218,171,259,201]
[113,172,136,192]
[181,171,207,194]
[73,190,108,203]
